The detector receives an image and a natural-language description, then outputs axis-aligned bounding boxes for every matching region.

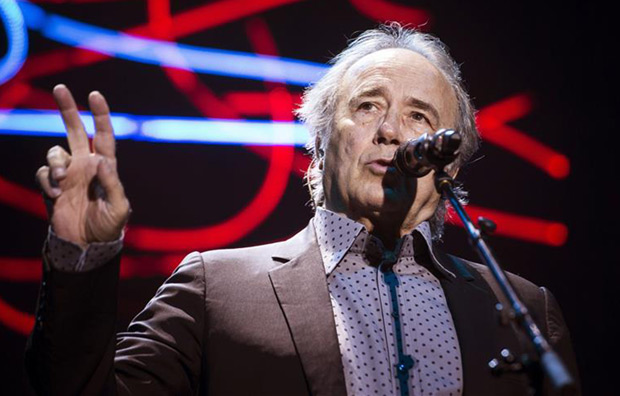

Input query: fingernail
[51,187,62,197]
[52,168,66,179]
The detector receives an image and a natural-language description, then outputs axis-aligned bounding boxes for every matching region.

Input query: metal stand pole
[434,171,576,395]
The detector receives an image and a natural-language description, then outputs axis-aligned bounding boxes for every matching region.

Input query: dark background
[1,0,617,394]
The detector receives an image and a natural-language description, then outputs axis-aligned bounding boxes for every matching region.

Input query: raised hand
[36,85,130,248]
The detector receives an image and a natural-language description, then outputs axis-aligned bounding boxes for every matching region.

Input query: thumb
[96,157,128,212]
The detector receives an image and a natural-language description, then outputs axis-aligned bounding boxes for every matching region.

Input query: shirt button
[396,355,415,373]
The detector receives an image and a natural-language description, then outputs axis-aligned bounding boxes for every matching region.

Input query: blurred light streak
[0,4,569,258]
[147,0,171,39]
[246,145,308,178]
[0,109,309,145]
[0,255,184,282]
[17,0,303,80]
[0,0,28,84]
[447,205,568,246]
[0,175,46,219]
[348,0,431,29]
[140,3,298,253]
[0,257,39,281]
[18,1,326,86]
[0,107,570,247]
[9,2,569,179]
[154,0,303,40]
[477,93,571,179]
[124,142,295,251]
[0,295,33,335]
[477,93,533,129]
[29,0,124,3]
[0,109,138,136]
[145,0,242,120]
[0,163,569,248]
[3,83,57,108]
[0,254,183,335]
[481,124,570,179]
[141,117,307,145]
[0,80,31,108]
[225,91,303,116]
[121,15,297,252]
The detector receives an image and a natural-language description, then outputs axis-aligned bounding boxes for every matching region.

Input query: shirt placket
[377,249,416,396]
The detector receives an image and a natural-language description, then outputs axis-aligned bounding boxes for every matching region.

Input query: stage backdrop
[0,0,616,394]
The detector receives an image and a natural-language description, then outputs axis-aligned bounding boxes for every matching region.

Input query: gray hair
[295,22,480,239]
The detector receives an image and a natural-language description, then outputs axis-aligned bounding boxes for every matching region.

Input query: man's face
[322,48,458,229]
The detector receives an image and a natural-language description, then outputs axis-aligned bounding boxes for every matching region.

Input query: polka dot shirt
[314,208,463,396]
[45,227,123,272]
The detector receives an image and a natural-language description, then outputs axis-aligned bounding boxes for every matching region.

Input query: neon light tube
[0,0,28,84]
[0,109,310,146]
[18,1,327,86]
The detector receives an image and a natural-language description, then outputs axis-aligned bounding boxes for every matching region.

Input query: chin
[356,190,410,214]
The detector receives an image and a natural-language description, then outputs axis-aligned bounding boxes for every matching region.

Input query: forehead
[340,48,457,121]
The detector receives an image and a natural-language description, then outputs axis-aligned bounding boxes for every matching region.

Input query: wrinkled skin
[322,48,458,245]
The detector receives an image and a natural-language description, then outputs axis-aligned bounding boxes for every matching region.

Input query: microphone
[392,129,461,177]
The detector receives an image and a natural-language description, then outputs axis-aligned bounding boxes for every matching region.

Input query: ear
[449,167,459,178]
[443,163,459,179]
[315,136,324,170]
[315,136,323,155]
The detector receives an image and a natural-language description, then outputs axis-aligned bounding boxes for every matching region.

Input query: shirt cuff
[45,227,123,272]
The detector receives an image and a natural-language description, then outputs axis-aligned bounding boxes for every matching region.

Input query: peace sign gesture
[36,85,130,248]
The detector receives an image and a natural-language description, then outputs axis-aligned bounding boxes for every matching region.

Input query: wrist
[50,224,88,249]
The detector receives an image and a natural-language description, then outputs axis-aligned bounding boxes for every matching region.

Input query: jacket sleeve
[25,251,206,396]
[470,263,581,395]
[496,273,581,396]
[538,286,581,396]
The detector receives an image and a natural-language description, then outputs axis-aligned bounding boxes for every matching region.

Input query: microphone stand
[433,170,576,396]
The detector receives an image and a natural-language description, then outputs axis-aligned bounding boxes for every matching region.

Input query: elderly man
[26,24,579,395]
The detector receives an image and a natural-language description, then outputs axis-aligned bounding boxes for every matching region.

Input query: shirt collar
[312,207,455,278]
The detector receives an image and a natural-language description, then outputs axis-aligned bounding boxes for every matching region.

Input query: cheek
[417,174,441,203]
[353,109,381,127]
[329,121,366,163]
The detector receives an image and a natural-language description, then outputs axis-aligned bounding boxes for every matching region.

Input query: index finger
[89,91,116,159]
[53,84,90,155]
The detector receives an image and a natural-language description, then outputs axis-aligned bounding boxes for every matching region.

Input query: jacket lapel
[268,224,347,396]
[267,224,528,395]
[432,247,528,395]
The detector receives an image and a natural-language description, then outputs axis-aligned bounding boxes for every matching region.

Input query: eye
[358,102,376,111]
[411,111,428,122]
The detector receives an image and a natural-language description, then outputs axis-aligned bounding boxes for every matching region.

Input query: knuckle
[46,145,60,158]
[36,165,49,178]
[47,145,70,159]
[121,200,132,218]
[35,168,50,190]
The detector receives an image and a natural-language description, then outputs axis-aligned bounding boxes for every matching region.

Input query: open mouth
[367,158,396,174]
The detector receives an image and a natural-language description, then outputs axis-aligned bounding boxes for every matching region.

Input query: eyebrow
[348,86,442,123]
[348,86,388,105]
[407,97,440,123]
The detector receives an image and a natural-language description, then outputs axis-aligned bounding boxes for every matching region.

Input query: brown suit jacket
[25,223,580,395]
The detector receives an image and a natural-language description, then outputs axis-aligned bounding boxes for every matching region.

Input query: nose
[375,110,403,145]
